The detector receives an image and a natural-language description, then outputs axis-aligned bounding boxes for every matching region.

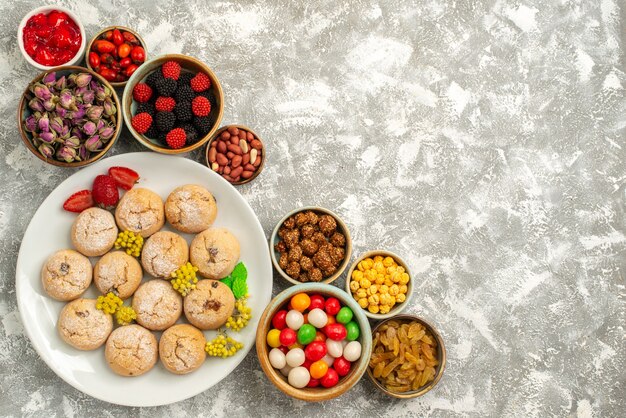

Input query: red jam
[23,10,81,66]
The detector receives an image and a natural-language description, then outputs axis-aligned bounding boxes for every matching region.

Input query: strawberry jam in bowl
[18,6,86,70]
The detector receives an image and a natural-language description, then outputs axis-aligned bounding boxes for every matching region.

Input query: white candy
[326,339,343,358]
[307,308,328,328]
[320,353,335,367]
[286,348,305,367]
[343,341,362,362]
[286,310,304,330]
[288,366,310,388]
[269,348,286,369]
[280,364,293,376]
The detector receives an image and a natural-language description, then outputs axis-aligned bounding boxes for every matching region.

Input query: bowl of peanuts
[367,315,445,398]
[345,251,413,319]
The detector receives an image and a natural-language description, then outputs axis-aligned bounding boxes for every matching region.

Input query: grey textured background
[1,0,625,416]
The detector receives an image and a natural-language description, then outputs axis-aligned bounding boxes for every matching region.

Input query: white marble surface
[0,0,625,416]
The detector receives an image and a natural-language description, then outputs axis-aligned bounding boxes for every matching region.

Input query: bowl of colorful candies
[256,283,372,401]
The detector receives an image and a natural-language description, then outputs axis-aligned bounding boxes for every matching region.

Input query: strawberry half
[108,166,140,190]
[63,190,94,213]
[92,175,119,209]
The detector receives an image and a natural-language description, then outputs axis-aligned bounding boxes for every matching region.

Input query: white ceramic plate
[15,152,272,407]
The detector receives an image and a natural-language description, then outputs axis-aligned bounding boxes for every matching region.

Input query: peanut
[221,131,231,140]
[240,139,249,153]
[208,147,217,162]
[211,162,219,171]
[224,166,231,175]
[232,155,242,168]
[242,170,254,179]
[230,166,243,178]
[227,144,242,155]
[244,163,255,171]
[227,151,235,159]
[250,149,258,165]
[230,136,239,145]
[242,153,250,165]
[216,153,228,166]
[251,139,262,150]
[217,141,227,153]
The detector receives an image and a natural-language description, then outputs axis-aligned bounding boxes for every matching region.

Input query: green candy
[297,324,316,345]
[346,321,360,341]
[336,306,354,324]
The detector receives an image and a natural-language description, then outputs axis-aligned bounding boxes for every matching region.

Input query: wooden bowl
[205,124,265,185]
[84,26,147,88]
[345,250,414,320]
[17,65,122,168]
[366,314,446,398]
[256,283,372,401]
[122,54,224,155]
[270,207,352,286]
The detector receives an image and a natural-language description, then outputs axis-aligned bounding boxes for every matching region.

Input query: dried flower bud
[86,106,103,121]
[50,117,63,134]
[103,98,116,116]
[99,125,115,140]
[32,83,52,100]
[73,105,87,120]
[85,135,102,152]
[38,113,49,132]
[55,75,67,91]
[95,84,106,101]
[24,115,37,132]
[75,73,92,88]
[39,131,56,144]
[56,146,76,162]
[79,145,89,161]
[59,89,76,110]
[28,98,44,113]
[67,73,77,86]
[55,103,68,118]
[38,143,54,158]
[71,127,83,140]
[65,136,81,148]
[82,121,97,136]
[43,97,57,112]
[82,89,95,104]
[42,72,56,86]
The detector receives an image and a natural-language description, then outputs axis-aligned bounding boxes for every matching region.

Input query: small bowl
[367,314,446,398]
[270,207,352,286]
[17,65,122,168]
[345,250,414,320]
[18,6,86,71]
[256,283,372,401]
[122,54,224,154]
[85,26,147,88]
[206,124,265,185]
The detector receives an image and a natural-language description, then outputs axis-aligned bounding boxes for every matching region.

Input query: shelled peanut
[208,126,263,183]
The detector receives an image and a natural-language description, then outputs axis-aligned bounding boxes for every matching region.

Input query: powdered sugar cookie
[184,279,234,330]
[141,231,189,278]
[57,298,113,350]
[94,251,142,299]
[189,228,240,279]
[115,188,165,238]
[105,324,158,377]
[41,249,92,301]
[159,324,206,375]
[165,184,217,234]
[71,207,118,257]
[132,279,182,331]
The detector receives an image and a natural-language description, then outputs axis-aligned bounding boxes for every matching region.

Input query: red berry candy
[333,357,351,377]
[161,60,181,80]
[307,378,320,388]
[62,190,94,213]
[190,72,211,92]
[277,346,289,354]
[324,297,341,316]
[279,328,297,346]
[92,175,119,209]
[304,341,327,362]
[155,96,176,112]
[324,323,347,341]
[131,112,152,134]
[191,96,211,117]
[309,295,325,310]
[132,83,152,103]
[320,368,339,388]
[301,359,313,370]
[165,128,187,149]
[272,310,288,330]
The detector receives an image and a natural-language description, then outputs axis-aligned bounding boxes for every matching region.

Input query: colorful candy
[267,292,363,390]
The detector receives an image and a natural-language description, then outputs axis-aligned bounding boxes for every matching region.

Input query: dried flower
[39,131,56,144]
[85,135,102,152]
[65,136,81,148]
[59,89,76,110]
[75,73,92,88]
[99,124,115,140]
[55,75,67,91]
[55,103,68,118]
[56,146,76,162]
[82,89,95,104]
[82,121,97,136]
[103,98,116,116]
[24,115,37,132]
[38,143,54,158]
[43,97,57,112]
[28,98,44,113]
[42,72,56,86]
[38,113,49,132]
[78,145,89,161]
[86,106,103,121]
[32,83,51,100]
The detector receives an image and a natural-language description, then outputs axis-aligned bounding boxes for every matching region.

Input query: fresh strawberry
[155,96,176,112]
[190,72,211,92]
[92,175,119,209]
[108,166,140,190]
[132,82,153,102]
[131,112,152,134]
[166,128,187,149]
[63,190,94,213]
[191,96,211,117]
[161,61,181,80]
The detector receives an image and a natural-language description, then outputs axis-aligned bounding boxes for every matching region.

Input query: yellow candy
[391,272,401,283]
[359,278,371,288]
[384,279,393,287]
[399,272,410,285]
[382,256,395,267]
[397,266,405,274]
[362,258,374,270]
[379,285,389,294]
[396,293,406,303]
[349,280,360,292]
[389,284,400,296]
[368,284,378,294]
[386,266,397,274]
[374,262,385,274]
[266,329,281,348]
[357,261,365,272]
[373,255,383,263]
[358,298,368,308]
[356,289,367,299]
[368,294,380,305]
[352,270,364,281]
[368,304,380,314]
[399,284,408,294]
[379,305,391,314]
[375,276,385,285]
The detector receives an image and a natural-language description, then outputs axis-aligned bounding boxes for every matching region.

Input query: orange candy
[290,293,311,312]
[303,313,309,324]
[313,331,327,342]
[310,360,329,379]
[326,315,336,325]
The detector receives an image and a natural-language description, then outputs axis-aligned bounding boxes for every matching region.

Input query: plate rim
[15,152,272,407]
